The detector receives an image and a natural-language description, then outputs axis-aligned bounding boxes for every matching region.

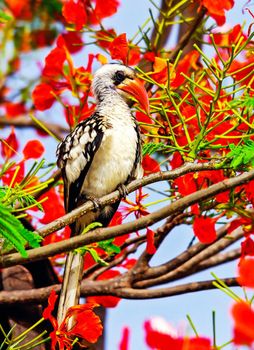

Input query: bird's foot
[117,184,129,198]
[86,196,101,212]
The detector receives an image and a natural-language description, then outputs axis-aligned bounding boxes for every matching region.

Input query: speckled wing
[56,113,105,213]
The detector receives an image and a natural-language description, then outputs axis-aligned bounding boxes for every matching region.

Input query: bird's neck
[96,88,132,122]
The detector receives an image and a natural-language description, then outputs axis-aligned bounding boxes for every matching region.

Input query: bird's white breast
[82,119,138,197]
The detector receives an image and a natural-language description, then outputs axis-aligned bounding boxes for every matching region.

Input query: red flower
[120,258,137,270]
[32,83,57,111]
[43,290,103,350]
[227,217,252,234]
[145,317,211,350]
[39,188,65,224]
[171,50,200,89]
[241,236,254,258]
[62,0,87,30]
[1,161,25,186]
[108,33,128,64]
[5,102,26,118]
[1,127,19,159]
[238,258,254,288]
[43,226,71,247]
[62,32,83,54]
[143,51,156,62]
[146,228,156,254]
[212,24,246,47]
[170,152,184,170]
[95,29,116,49]
[23,140,45,159]
[90,0,119,24]
[42,46,66,77]
[128,45,141,66]
[245,179,254,207]
[174,173,197,196]
[108,211,131,248]
[43,289,58,329]
[232,301,254,346]
[199,0,234,26]
[109,211,122,226]
[5,0,32,19]
[119,327,130,350]
[122,188,149,220]
[149,57,175,85]
[193,216,217,243]
[136,111,153,125]
[142,155,160,175]
[228,56,254,89]
[30,29,56,48]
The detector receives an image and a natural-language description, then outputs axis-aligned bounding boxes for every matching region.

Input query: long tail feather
[57,251,84,326]
[57,204,120,326]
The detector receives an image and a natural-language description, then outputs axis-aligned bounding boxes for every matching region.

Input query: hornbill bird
[56,63,149,325]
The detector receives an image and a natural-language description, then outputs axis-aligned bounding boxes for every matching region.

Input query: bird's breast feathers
[82,121,140,197]
[57,115,142,199]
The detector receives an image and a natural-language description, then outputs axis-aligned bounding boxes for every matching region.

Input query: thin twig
[0,116,68,140]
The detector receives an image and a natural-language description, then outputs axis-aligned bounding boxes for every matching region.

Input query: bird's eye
[114,70,125,84]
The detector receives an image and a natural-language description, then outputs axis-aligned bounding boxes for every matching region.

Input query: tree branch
[196,248,241,271]
[134,226,243,288]
[0,277,238,304]
[35,161,221,238]
[1,168,254,268]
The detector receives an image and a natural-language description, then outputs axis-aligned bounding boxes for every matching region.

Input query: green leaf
[0,10,13,23]
[81,222,102,234]
[242,95,254,109]
[0,203,42,257]
[227,140,254,170]
[88,248,108,266]
[142,142,168,156]
[229,94,254,110]
[75,246,108,266]
[98,238,121,255]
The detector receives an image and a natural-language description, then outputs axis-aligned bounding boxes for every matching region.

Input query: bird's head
[92,64,149,114]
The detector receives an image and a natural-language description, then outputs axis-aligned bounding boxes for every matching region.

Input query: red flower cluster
[108,33,141,65]
[62,0,119,29]
[43,290,103,350]
[232,302,254,346]
[0,130,45,187]
[231,253,254,346]
[199,0,234,25]
[121,188,156,253]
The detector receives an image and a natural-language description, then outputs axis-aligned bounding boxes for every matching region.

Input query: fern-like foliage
[229,94,254,110]
[227,140,254,170]
[142,142,169,156]
[0,202,42,257]
[0,160,53,256]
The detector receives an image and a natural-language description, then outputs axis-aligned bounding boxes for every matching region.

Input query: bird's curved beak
[118,78,149,114]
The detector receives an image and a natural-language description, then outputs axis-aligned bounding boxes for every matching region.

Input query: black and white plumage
[56,64,149,325]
